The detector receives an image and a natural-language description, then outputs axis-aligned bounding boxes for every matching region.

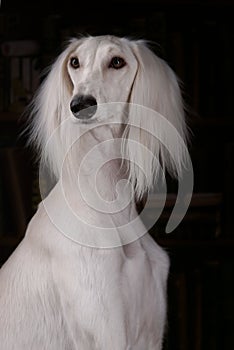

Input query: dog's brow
[105,45,123,54]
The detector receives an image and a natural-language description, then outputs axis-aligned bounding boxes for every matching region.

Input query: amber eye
[70,57,80,69]
[109,57,126,69]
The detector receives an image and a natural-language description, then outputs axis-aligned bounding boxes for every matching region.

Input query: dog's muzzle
[70,94,97,120]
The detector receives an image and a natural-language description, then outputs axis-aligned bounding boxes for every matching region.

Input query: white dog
[0,35,188,349]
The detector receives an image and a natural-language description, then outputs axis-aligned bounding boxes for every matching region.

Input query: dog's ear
[123,40,189,200]
[28,39,84,176]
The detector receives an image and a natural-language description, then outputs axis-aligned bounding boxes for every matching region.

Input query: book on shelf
[218,261,234,349]
[201,260,221,350]
[224,142,234,238]
[167,271,188,350]
[165,252,234,350]
[0,147,33,239]
[189,269,202,350]
[0,40,41,113]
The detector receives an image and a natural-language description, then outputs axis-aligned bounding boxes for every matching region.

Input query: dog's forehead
[71,36,133,59]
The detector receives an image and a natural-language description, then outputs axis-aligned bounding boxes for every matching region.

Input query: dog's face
[66,36,138,121]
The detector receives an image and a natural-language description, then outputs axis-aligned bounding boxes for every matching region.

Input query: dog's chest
[52,243,160,346]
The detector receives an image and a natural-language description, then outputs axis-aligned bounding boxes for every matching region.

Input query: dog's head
[67,35,138,121]
[29,35,189,199]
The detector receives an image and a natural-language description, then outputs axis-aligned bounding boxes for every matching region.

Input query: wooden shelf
[157,237,234,248]
[190,117,234,128]
[148,192,223,209]
[155,237,234,261]
[0,112,22,123]
[0,236,22,247]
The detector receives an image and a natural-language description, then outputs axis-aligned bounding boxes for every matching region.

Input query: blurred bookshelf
[0,1,234,349]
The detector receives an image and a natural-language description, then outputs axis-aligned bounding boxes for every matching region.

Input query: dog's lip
[78,118,97,124]
[71,115,98,124]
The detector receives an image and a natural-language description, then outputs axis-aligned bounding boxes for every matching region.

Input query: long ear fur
[27,38,84,178]
[123,40,189,200]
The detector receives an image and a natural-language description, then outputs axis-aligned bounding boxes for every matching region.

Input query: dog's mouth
[74,115,97,124]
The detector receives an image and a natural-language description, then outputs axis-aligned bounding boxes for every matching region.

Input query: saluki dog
[0,35,188,349]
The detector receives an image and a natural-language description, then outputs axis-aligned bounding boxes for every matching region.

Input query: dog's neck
[41,123,146,247]
[64,125,132,207]
[43,125,144,248]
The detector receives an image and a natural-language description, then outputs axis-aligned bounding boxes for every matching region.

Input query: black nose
[70,95,97,119]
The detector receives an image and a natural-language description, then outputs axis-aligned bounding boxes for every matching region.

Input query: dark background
[0,1,234,349]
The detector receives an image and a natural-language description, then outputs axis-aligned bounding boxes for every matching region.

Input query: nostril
[70,95,97,119]
[70,98,80,114]
[83,96,97,108]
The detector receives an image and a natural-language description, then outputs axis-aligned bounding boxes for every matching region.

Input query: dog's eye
[109,57,126,69]
[70,57,80,69]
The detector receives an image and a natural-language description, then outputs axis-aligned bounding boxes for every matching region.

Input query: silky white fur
[0,35,188,349]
